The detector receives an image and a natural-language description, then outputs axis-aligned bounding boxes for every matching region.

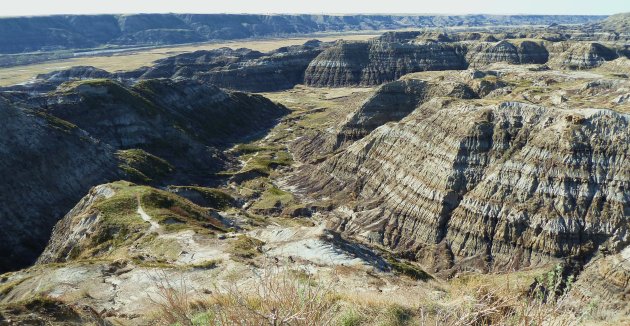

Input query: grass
[168,186,237,210]
[250,185,294,211]
[148,260,611,326]
[241,151,293,175]
[66,181,227,261]
[227,235,265,260]
[385,256,432,281]
[152,265,338,326]
[190,259,222,270]
[35,111,77,134]
[116,149,174,183]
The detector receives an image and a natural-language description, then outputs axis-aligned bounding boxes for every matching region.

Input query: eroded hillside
[0,22,629,325]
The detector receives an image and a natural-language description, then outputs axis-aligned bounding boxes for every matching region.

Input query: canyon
[0,12,628,326]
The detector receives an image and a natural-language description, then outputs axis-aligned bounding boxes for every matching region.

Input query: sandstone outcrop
[465,40,549,68]
[567,246,630,315]
[295,101,629,271]
[304,40,467,87]
[334,79,477,148]
[549,42,618,69]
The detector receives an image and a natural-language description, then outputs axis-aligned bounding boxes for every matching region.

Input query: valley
[0,12,629,326]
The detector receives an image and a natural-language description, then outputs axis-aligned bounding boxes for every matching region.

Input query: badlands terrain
[0,12,629,326]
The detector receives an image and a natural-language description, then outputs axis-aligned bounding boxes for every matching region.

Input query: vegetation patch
[168,186,237,210]
[227,235,265,260]
[35,111,77,133]
[116,149,174,183]
[250,185,294,211]
[386,257,432,281]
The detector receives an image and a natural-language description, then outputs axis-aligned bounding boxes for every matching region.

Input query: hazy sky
[2,0,628,16]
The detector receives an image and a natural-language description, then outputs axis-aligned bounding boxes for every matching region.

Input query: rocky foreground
[0,17,629,326]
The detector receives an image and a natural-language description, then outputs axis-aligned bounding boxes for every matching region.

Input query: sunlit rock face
[297,100,629,271]
[304,40,467,87]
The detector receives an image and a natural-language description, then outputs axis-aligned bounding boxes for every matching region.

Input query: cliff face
[296,101,629,271]
[34,79,288,182]
[567,246,630,314]
[304,41,467,87]
[334,79,477,148]
[549,42,619,69]
[0,78,288,272]
[466,40,549,68]
[0,99,120,272]
[0,14,605,54]
[194,43,325,92]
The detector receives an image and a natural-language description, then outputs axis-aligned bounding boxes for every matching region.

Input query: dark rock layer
[295,101,629,271]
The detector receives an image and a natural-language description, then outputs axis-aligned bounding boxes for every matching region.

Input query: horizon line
[0,12,617,18]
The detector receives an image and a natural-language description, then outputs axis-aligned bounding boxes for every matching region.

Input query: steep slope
[0,99,121,273]
[295,101,629,271]
[567,246,630,315]
[23,42,326,93]
[549,42,619,69]
[38,181,227,264]
[195,43,325,92]
[333,79,477,147]
[0,78,288,272]
[466,40,549,68]
[597,12,630,33]
[304,40,467,87]
[34,79,289,183]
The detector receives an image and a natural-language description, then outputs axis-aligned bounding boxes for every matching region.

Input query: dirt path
[136,196,160,232]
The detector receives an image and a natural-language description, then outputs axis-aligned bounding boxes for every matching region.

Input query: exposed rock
[334,79,477,148]
[567,245,630,316]
[596,12,630,34]
[36,66,112,82]
[37,181,227,264]
[549,42,618,69]
[304,40,467,87]
[0,99,120,273]
[0,78,288,272]
[33,79,288,183]
[466,40,548,68]
[195,43,325,92]
[295,102,629,271]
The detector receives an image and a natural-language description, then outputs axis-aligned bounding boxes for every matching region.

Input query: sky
[1,0,628,17]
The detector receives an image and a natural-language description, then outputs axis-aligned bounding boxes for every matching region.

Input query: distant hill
[598,12,630,32]
[0,14,606,54]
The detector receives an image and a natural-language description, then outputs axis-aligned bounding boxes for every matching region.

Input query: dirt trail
[136,196,160,232]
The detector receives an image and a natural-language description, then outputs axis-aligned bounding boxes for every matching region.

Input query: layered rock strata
[296,101,629,271]
[304,40,467,87]
[0,99,120,272]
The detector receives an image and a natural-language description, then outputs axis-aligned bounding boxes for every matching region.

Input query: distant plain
[0,32,383,86]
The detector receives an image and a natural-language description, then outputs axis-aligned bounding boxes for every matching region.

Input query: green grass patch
[190,259,221,270]
[250,186,294,211]
[116,149,174,183]
[35,111,77,134]
[386,257,432,281]
[67,181,227,261]
[228,235,265,260]
[168,186,237,210]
